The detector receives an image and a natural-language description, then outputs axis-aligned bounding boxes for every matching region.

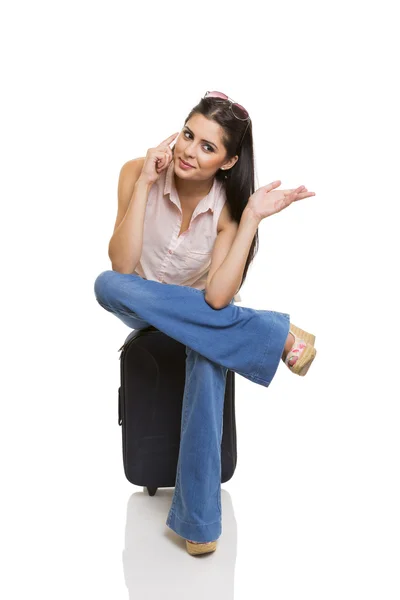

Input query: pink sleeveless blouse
[133,161,242,302]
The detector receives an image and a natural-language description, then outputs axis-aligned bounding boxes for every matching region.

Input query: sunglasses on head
[203,91,249,120]
[203,90,250,150]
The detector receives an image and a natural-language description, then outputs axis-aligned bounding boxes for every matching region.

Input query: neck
[173,170,214,204]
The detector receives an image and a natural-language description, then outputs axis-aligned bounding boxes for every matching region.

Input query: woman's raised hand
[139,132,179,185]
[247,181,316,221]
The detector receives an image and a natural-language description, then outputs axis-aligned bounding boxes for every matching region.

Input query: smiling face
[173,113,238,178]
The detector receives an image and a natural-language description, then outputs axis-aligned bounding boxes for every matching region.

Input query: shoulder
[119,156,146,183]
[217,200,239,234]
[112,157,147,235]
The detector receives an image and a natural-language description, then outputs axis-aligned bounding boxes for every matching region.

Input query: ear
[221,155,239,170]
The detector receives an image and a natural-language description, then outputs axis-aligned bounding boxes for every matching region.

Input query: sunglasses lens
[205,91,229,100]
[232,103,249,120]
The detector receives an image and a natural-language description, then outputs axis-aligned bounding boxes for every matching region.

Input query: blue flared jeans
[93,270,290,543]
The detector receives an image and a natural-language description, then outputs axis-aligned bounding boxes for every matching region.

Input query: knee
[94,270,119,306]
[185,346,228,375]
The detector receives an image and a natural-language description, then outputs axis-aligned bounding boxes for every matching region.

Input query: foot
[281,331,306,367]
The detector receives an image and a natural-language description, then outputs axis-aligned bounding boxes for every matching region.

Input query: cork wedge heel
[284,324,317,377]
[186,539,218,556]
[289,323,316,347]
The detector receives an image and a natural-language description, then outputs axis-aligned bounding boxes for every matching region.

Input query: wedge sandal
[289,323,316,347]
[284,324,317,376]
[186,539,218,556]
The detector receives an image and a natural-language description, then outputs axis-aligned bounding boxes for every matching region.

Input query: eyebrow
[184,126,218,150]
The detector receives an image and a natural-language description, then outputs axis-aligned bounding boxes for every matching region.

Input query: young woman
[94,91,317,556]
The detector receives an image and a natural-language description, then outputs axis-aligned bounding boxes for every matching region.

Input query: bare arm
[108,157,152,273]
[205,206,261,309]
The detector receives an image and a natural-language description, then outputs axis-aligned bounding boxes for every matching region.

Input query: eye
[183,130,214,152]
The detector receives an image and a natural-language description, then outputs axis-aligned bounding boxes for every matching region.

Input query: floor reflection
[123,488,237,599]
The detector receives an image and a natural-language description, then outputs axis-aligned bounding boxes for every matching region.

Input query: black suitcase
[117,325,238,496]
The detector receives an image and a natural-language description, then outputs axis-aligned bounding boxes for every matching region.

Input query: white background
[1,0,399,598]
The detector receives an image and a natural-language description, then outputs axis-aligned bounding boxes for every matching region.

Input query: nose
[184,141,196,158]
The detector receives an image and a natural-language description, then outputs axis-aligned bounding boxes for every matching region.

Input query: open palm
[247,180,316,220]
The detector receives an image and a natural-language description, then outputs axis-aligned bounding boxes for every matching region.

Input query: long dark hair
[174,94,259,293]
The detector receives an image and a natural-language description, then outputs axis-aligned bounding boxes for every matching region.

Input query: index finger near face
[158,132,180,149]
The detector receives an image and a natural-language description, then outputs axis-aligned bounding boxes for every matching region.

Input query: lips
[180,158,195,168]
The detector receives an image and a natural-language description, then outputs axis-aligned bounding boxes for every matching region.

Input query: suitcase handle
[118,386,122,426]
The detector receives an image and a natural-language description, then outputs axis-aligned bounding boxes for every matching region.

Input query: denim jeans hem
[250,312,290,387]
[236,370,272,387]
[166,510,222,543]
